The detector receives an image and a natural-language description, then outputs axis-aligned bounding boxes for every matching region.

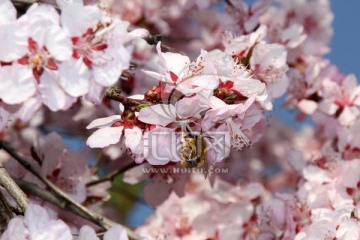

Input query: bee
[180,131,207,168]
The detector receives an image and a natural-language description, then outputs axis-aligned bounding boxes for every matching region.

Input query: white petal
[342,74,358,97]
[318,100,338,115]
[251,43,287,69]
[336,219,360,240]
[38,70,77,111]
[86,78,104,104]
[78,226,99,240]
[0,23,28,62]
[86,126,123,148]
[16,97,42,122]
[125,28,149,42]
[0,64,36,104]
[157,42,190,76]
[25,203,51,234]
[86,115,121,129]
[1,217,28,240]
[143,127,179,165]
[233,78,266,97]
[93,46,130,87]
[0,0,16,25]
[142,70,164,81]
[61,3,101,36]
[175,95,209,118]
[58,58,90,97]
[124,127,143,154]
[178,75,219,96]
[104,225,129,240]
[339,106,359,127]
[138,104,176,126]
[280,24,306,48]
[303,165,332,183]
[45,26,72,61]
[25,3,60,26]
[32,220,72,240]
[297,99,318,115]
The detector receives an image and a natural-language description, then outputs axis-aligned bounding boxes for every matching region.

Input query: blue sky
[328,0,360,77]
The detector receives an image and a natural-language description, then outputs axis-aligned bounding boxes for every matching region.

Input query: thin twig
[0,141,143,240]
[86,162,138,187]
[0,165,28,213]
[104,87,151,107]
[90,151,104,174]
[14,178,106,226]
[15,178,144,238]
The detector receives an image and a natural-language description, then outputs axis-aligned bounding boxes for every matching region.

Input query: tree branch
[0,141,143,240]
[104,87,151,107]
[11,0,60,7]
[86,162,138,187]
[0,190,13,233]
[15,178,137,235]
[15,179,144,239]
[0,165,28,213]
[12,0,37,4]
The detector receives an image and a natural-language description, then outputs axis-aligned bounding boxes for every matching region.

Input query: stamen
[225,117,251,150]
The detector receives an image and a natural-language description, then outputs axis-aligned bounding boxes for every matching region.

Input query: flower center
[225,117,251,150]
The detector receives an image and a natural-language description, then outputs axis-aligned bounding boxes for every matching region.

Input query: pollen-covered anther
[225,117,251,151]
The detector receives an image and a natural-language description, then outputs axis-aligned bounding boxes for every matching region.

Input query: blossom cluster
[86,25,287,168]
[2,203,128,240]
[0,0,147,128]
[85,0,335,172]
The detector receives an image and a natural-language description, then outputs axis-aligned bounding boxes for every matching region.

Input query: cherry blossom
[2,203,72,240]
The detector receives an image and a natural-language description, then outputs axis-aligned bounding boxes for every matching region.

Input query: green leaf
[135,103,151,111]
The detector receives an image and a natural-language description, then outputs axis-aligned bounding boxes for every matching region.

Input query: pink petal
[138,104,176,126]
[143,127,180,165]
[175,95,209,118]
